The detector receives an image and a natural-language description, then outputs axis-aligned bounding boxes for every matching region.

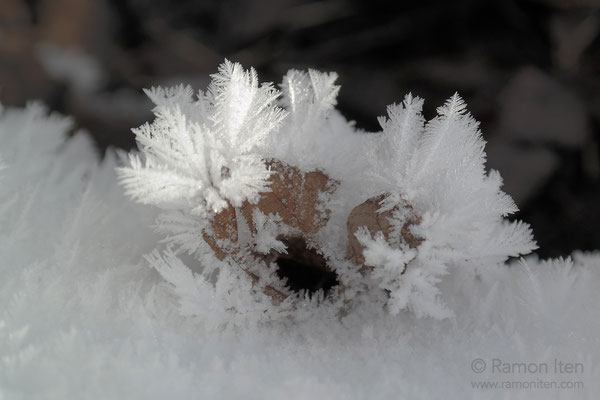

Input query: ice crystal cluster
[119,60,536,318]
[1,63,599,399]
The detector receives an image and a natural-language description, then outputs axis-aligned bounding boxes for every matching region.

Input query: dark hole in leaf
[274,236,338,297]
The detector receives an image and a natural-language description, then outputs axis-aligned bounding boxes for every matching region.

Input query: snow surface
[1,69,599,399]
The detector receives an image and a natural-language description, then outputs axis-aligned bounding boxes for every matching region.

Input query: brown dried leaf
[202,202,237,261]
[201,158,339,303]
[346,193,422,272]
[240,159,338,234]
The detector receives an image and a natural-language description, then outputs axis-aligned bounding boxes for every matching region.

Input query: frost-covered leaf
[117,62,538,319]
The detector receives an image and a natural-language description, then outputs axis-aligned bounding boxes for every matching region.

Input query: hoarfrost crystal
[119,60,537,319]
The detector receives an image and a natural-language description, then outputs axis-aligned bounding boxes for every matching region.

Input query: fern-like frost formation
[118,60,537,319]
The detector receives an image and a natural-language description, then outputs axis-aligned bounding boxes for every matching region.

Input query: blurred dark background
[1,0,599,258]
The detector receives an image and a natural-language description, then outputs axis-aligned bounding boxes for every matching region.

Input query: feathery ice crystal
[119,60,537,319]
